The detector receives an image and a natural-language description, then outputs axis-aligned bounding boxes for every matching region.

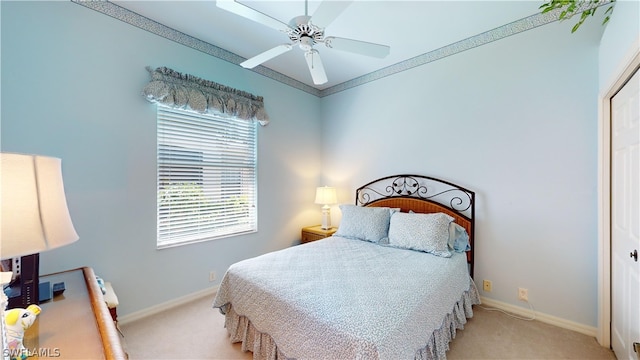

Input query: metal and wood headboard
[355,174,476,277]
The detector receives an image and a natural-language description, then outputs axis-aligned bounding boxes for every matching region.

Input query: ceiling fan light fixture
[299,36,314,51]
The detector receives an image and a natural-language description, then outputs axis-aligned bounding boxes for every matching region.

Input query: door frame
[597,40,640,347]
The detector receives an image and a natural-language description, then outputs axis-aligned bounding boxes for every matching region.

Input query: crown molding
[72,0,321,97]
[72,0,579,98]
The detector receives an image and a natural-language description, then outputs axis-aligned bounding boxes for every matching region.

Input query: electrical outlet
[518,287,528,301]
[483,280,492,292]
[209,271,217,282]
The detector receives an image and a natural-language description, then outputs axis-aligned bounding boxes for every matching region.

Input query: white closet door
[611,68,640,360]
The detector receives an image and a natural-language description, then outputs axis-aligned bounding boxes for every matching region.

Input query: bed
[213,174,480,359]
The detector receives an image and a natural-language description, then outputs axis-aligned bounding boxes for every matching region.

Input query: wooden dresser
[22,267,126,359]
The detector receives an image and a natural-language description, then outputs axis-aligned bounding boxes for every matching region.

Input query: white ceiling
[112,1,546,90]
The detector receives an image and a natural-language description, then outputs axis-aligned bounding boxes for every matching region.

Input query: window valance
[142,66,269,125]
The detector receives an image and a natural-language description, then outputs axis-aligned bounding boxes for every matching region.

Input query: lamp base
[320,206,332,230]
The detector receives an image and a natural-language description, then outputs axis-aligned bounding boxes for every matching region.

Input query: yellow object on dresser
[301,225,337,244]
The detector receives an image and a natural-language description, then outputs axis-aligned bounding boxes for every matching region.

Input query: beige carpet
[120,295,615,359]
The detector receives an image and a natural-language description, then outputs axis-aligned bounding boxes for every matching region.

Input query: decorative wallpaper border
[321,11,561,97]
[71,0,600,98]
[71,0,321,97]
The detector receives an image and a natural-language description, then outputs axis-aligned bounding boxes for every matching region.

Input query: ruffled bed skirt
[221,283,481,360]
[416,285,481,359]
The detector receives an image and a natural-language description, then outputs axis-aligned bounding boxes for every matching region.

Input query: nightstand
[301,225,337,243]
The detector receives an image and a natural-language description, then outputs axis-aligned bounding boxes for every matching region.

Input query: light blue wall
[320,19,604,326]
[2,0,633,329]
[598,0,640,89]
[1,1,322,316]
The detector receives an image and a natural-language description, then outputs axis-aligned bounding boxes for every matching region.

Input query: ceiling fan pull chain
[306,51,314,69]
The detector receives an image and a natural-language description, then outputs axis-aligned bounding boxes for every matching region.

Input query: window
[157,106,257,248]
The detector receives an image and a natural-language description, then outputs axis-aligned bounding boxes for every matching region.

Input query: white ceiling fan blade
[217,0,290,32]
[324,36,390,58]
[304,50,327,85]
[240,44,293,68]
[310,1,353,29]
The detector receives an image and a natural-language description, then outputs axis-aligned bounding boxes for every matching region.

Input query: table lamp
[0,153,79,309]
[314,186,337,230]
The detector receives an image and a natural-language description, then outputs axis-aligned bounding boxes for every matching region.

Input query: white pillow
[335,205,395,243]
[388,212,454,257]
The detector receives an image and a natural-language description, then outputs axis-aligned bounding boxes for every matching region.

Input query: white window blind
[157,106,257,248]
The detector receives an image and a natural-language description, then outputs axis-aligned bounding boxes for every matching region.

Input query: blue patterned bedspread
[213,236,479,359]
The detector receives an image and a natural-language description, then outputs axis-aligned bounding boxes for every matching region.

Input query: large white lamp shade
[0,153,79,259]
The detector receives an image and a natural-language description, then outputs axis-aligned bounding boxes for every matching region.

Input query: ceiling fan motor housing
[288,15,324,51]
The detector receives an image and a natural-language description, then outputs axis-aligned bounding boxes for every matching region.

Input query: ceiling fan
[217,0,390,85]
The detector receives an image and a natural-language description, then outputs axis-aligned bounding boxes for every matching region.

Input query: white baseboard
[119,285,219,326]
[479,296,597,337]
[117,290,597,338]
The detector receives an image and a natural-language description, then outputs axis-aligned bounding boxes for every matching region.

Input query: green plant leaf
[541,0,616,33]
[571,22,581,32]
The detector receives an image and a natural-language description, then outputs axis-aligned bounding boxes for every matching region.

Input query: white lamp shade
[314,186,337,205]
[0,153,79,259]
